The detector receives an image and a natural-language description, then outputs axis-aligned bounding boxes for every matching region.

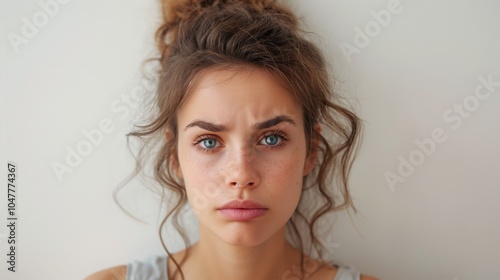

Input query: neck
[186,226,300,280]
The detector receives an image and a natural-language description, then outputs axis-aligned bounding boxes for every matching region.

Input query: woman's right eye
[194,136,221,151]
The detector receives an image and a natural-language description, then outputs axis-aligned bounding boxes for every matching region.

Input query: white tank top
[126,255,361,280]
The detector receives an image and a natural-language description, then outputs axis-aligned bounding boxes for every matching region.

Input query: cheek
[178,147,208,205]
[264,148,305,199]
[178,146,228,213]
[183,170,219,214]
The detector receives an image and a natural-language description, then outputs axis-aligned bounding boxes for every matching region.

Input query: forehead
[178,67,303,128]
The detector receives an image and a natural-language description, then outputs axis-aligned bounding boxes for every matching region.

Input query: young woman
[86,0,378,279]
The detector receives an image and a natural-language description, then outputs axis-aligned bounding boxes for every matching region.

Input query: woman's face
[176,67,315,247]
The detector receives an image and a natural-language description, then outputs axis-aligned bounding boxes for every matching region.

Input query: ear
[303,123,322,176]
[165,129,183,179]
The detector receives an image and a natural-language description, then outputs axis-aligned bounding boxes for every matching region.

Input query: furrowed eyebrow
[184,121,227,132]
[184,115,296,132]
[253,115,296,130]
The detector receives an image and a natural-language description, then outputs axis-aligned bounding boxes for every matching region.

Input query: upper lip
[218,200,268,210]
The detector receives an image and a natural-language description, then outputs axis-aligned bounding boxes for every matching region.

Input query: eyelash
[193,130,289,153]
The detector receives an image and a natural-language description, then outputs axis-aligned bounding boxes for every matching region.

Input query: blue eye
[201,138,218,149]
[263,135,280,146]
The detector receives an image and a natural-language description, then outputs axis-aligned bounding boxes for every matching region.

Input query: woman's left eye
[259,132,287,147]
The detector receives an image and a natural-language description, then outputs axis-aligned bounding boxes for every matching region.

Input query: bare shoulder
[83,265,127,280]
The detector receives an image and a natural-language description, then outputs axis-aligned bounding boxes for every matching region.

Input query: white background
[1,0,499,279]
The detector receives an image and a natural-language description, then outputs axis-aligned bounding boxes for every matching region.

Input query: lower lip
[218,209,268,221]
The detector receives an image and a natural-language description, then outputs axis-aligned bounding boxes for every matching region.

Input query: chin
[198,211,290,247]
[224,221,293,249]
[202,220,275,247]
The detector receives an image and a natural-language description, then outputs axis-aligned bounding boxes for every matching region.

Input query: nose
[225,147,260,189]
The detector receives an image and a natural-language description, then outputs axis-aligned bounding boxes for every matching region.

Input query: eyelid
[193,134,219,144]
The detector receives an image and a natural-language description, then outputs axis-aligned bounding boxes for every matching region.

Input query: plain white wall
[1,0,499,279]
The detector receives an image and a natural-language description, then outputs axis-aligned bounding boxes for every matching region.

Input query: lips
[217,200,268,221]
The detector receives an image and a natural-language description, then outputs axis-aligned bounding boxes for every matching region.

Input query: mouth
[217,200,268,221]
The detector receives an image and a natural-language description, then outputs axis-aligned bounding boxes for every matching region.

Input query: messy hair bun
[129,0,361,279]
[156,0,298,60]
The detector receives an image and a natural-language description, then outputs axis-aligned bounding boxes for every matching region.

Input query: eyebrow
[184,115,296,132]
[253,115,296,130]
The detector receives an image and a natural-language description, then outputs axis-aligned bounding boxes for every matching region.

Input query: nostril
[229,181,255,188]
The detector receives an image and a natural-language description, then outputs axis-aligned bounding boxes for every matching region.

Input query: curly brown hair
[123,0,362,279]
